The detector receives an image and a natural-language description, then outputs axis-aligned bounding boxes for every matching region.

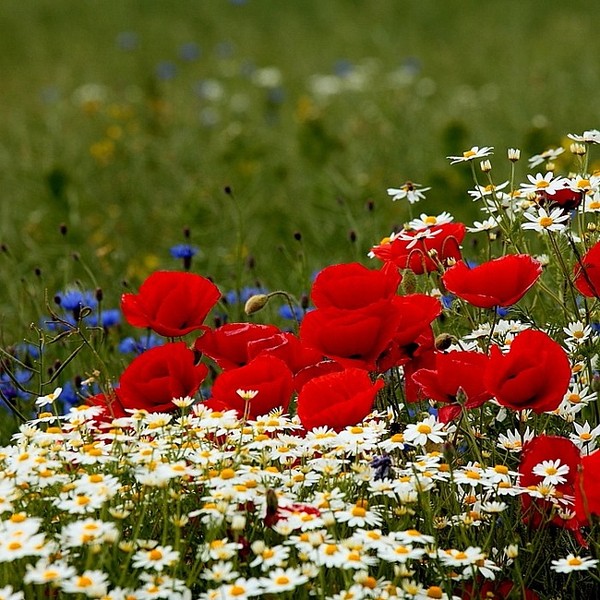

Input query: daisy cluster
[0,393,593,600]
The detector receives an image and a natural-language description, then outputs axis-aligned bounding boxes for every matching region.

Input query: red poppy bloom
[296,368,384,431]
[209,355,294,419]
[370,223,466,275]
[574,240,600,297]
[194,322,281,370]
[442,254,542,308]
[293,360,345,393]
[246,331,323,375]
[299,298,405,371]
[575,449,600,526]
[310,262,401,309]
[121,271,221,337]
[118,342,209,413]
[519,435,583,534]
[460,580,540,600]
[485,329,571,413]
[412,350,492,422]
[538,185,584,211]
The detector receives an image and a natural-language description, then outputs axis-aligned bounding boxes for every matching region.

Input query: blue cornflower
[87,309,121,328]
[441,294,454,309]
[118,334,164,355]
[179,42,201,61]
[225,286,269,305]
[170,244,199,270]
[0,369,33,402]
[55,289,97,312]
[496,306,510,318]
[170,244,199,259]
[279,304,305,322]
[155,61,177,80]
[371,454,393,480]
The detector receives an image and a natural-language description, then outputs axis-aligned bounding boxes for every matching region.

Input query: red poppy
[209,355,294,419]
[121,271,221,337]
[575,449,600,526]
[310,262,401,309]
[293,360,345,393]
[118,342,209,413]
[485,329,571,413]
[296,368,384,431]
[246,331,323,375]
[442,254,542,308]
[194,322,281,370]
[538,185,584,211]
[412,350,492,422]
[370,223,466,275]
[460,580,540,600]
[573,240,600,297]
[519,435,583,535]
[299,298,405,371]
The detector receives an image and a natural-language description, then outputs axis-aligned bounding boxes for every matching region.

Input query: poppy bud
[244,294,269,315]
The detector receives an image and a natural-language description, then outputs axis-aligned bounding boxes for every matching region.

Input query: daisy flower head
[584,191,600,212]
[260,567,308,593]
[520,172,566,196]
[387,181,431,204]
[396,227,442,249]
[467,181,509,201]
[35,387,62,408]
[521,206,570,233]
[403,415,449,447]
[569,421,600,450]
[467,216,499,233]
[528,147,565,169]
[531,459,570,486]
[567,129,600,144]
[551,554,599,573]
[0,587,24,600]
[408,211,453,230]
[447,146,493,165]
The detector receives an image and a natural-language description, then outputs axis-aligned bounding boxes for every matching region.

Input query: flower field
[1,131,600,599]
[2,3,600,599]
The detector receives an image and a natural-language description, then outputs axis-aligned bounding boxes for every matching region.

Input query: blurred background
[1,0,599,337]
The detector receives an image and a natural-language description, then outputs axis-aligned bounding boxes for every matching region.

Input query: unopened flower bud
[545,161,556,172]
[480,159,492,172]
[570,143,586,156]
[244,294,269,315]
[507,148,521,162]
[587,222,597,232]
[505,544,519,558]
[435,333,455,351]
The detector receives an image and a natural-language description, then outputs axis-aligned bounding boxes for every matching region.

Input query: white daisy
[551,554,599,573]
[387,182,431,204]
[403,416,449,447]
[521,206,570,233]
[408,212,453,230]
[447,146,494,164]
[528,148,565,168]
[567,130,600,144]
[532,459,570,486]
[520,172,566,195]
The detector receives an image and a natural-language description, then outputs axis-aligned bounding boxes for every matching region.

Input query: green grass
[1,0,600,338]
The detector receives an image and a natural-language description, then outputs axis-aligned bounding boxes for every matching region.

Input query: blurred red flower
[442,254,542,308]
[296,368,384,431]
[194,322,280,370]
[310,261,401,309]
[121,271,221,337]
[118,342,208,413]
[209,355,294,419]
[370,223,466,275]
[485,329,571,413]
[573,240,600,297]
[575,449,600,526]
[412,350,492,422]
